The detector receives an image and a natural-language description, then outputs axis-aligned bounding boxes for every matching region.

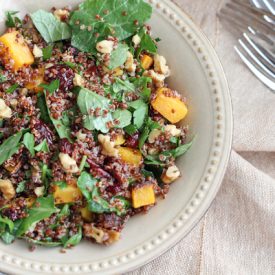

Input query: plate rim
[0,0,233,274]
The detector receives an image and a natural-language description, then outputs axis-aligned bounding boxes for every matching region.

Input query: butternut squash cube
[53,181,82,204]
[80,206,93,222]
[151,88,188,123]
[114,134,125,146]
[141,54,153,70]
[118,147,143,166]
[0,31,34,71]
[26,68,45,92]
[132,184,155,208]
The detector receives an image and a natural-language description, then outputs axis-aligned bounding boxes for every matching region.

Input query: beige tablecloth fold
[128,0,275,274]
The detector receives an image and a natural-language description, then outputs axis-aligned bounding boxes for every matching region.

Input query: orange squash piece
[53,180,82,204]
[26,68,45,92]
[132,184,155,208]
[0,31,34,71]
[141,54,153,70]
[118,147,143,166]
[114,134,125,146]
[151,87,188,123]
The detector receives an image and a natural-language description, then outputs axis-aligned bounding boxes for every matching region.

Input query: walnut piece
[98,134,118,157]
[0,179,15,201]
[0,98,12,119]
[161,165,181,184]
[59,153,79,173]
[96,40,114,54]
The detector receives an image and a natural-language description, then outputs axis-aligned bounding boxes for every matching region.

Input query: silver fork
[218,0,275,91]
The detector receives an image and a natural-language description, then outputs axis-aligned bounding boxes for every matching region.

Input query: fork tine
[226,2,275,35]
[238,38,275,78]
[232,0,275,20]
[262,0,275,15]
[234,46,275,91]
[244,32,275,66]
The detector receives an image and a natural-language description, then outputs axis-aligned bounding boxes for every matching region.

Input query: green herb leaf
[113,78,135,93]
[89,187,110,213]
[31,10,71,43]
[77,87,113,133]
[113,109,132,128]
[16,196,58,237]
[70,0,152,53]
[42,45,53,60]
[24,237,61,247]
[37,94,51,123]
[0,216,14,232]
[128,99,148,129]
[6,84,19,94]
[5,11,22,28]
[79,155,88,173]
[43,92,72,141]
[109,43,128,69]
[0,130,23,166]
[139,118,160,149]
[63,227,82,248]
[16,180,26,193]
[1,232,15,244]
[41,163,52,188]
[53,181,68,190]
[0,74,7,83]
[34,139,49,153]
[124,124,137,135]
[39,79,60,94]
[22,132,35,156]
[77,172,97,200]
[162,140,193,158]
[136,28,157,56]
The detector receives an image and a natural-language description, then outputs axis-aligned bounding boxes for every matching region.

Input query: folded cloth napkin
[128,0,275,274]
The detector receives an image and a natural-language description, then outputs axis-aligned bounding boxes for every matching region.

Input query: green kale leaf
[70,0,152,53]
[31,10,71,43]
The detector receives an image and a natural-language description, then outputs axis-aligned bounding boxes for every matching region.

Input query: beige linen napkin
[128,0,275,274]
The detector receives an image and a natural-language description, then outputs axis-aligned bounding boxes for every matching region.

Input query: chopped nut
[34,186,45,197]
[124,51,136,73]
[54,9,70,21]
[96,40,114,54]
[165,125,181,137]
[143,70,165,87]
[0,179,15,200]
[59,153,79,173]
[0,98,12,119]
[148,129,161,143]
[73,73,85,87]
[154,54,170,76]
[10,99,18,107]
[84,224,105,243]
[76,130,87,141]
[132,34,141,47]
[32,45,43,58]
[105,230,120,244]
[161,165,180,184]
[98,134,118,157]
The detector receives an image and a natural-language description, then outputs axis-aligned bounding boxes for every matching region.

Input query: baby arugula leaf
[42,45,53,61]
[128,99,148,129]
[5,11,22,28]
[43,92,72,141]
[77,87,113,133]
[136,28,157,56]
[63,227,82,248]
[34,139,50,153]
[0,130,23,166]
[39,79,60,94]
[109,43,128,69]
[70,0,152,53]
[22,132,35,157]
[113,109,132,128]
[16,196,58,237]
[31,10,71,43]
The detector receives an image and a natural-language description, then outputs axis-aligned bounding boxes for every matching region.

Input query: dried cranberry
[87,159,112,179]
[30,118,54,145]
[86,65,98,76]
[125,132,139,148]
[59,138,73,155]
[105,183,122,194]
[44,64,74,91]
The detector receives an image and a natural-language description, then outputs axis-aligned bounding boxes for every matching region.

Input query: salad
[0,0,191,248]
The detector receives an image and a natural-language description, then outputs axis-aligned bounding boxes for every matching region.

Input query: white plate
[0,0,232,274]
